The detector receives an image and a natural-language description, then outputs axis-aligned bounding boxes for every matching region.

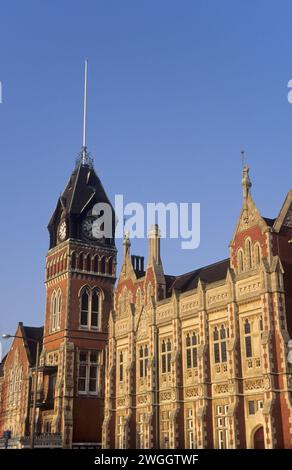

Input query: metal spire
[76,59,93,168]
[82,59,88,164]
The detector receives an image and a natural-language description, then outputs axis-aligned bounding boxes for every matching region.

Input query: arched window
[78,253,84,270]
[101,257,106,273]
[238,249,244,273]
[71,252,76,269]
[91,289,100,328]
[86,254,91,272]
[246,239,252,269]
[80,287,102,330]
[186,332,198,369]
[255,243,261,267]
[213,325,228,364]
[108,257,113,275]
[161,339,172,374]
[93,255,98,273]
[80,289,89,326]
[51,290,61,332]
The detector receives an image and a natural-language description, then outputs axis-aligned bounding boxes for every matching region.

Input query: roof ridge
[173,257,230,279]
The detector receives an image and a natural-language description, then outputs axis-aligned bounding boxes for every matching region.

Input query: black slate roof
[263,217,276,227]
[167,258,230,294]
[48,163,113,228]
[22,325,43,366]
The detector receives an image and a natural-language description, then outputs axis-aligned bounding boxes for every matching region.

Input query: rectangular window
[186,407,195,449]
[119,352,124,382]
[245,336,252,358]
[186,349,192,369]
[161,339,171,374]
[117,416,125,449]
[185,333,199,369]
[139,345,149,378]
[213,325,228,365]
[161,410,170,449]
[78,350,100,394]
[248,400,255,415]
[214,343,220,364]
[216,404,229,449]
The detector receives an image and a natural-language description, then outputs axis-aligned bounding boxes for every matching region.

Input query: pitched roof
[167,258,230,294]
[48,163,113,227]
[0,355,7,377]
[263,217,276,227]
[22,325,43,366]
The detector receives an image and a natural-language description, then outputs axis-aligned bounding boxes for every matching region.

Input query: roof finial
[241,149,245,168]
[242,159,252,223]
[82,59,88,164]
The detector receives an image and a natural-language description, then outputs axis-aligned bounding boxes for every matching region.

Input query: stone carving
[244,378,264,391]
[214,383,229,394]
[157,307,174,321]
[185,386,199,398]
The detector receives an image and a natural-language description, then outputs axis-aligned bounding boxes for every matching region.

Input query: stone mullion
[102,336,116,448]
[148,323,157,449]
[197,305,209,448]
[226,301,240,448]
[261,292,275,449]
[125,331,135,448]
[171,315,181,448]
[61,341,74,449]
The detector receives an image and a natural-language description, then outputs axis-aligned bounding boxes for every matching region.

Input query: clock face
[58,220,67,241]
[81,216,103,240]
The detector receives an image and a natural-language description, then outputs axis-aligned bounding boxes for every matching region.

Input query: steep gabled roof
[22,325,43,366]
[167,258,230,294]
[48,163,113,228]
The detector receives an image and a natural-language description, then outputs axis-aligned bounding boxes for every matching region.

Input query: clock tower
[40,152,117,448]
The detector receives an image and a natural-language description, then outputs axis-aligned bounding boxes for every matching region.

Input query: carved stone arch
[251,424,265,449]
[92,285,105,301]
[78,283,91,298]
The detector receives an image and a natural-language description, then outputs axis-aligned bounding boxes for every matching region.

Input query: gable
[273,190,292,232]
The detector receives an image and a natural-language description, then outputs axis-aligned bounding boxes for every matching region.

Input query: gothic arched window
[51,290,61,332]
[186,332,198,369]
[78,252,84,270]
[80,287,102,330]
[71,252,76,269]
[213,325,228,364]
[238,249,244,273]
[86,254,91,272]
[101,257,106,274]
[255,243,261,267]
[80,289,89,327]
[91,289,100,328]
[93,255,98,273]
[245,239,252,270]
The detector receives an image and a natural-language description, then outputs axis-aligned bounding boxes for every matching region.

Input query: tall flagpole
[82,59,88,164]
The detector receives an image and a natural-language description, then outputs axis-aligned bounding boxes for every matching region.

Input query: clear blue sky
[1,0,292,353]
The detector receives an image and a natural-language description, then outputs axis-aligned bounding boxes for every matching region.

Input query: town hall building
[0,150,292,449]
